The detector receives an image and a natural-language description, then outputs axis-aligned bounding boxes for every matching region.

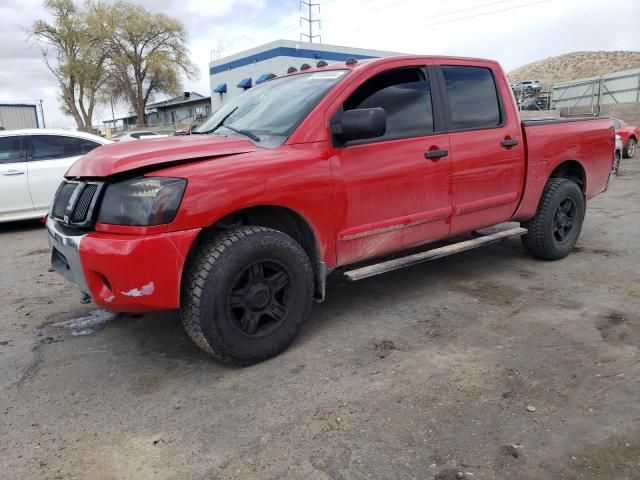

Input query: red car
[48,55,614,365]
[612,117,638,158]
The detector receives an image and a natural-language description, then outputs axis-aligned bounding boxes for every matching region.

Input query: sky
[1,0,639,128]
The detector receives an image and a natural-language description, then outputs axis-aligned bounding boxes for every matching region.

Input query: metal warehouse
[0,103,39,130]
[209,39,400,111]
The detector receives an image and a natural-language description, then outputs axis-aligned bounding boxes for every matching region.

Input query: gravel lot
[1,160,639,480]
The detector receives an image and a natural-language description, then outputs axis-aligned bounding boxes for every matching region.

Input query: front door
[0,135,33,217]
[435,63,524,236]
[331,66,452,266]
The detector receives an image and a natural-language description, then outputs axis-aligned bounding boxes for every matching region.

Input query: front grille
[52,182,77,218]
[51,181,103,227]
[71,184,98,222]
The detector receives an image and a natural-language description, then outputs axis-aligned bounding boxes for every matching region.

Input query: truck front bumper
[47,218,201,312]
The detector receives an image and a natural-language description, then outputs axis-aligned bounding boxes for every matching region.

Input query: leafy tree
[31,0,108,131]
[91,1,197,126]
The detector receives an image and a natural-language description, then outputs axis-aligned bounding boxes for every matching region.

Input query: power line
[330,0,552,40]
[300,1,321,43]
[418,0,552,27]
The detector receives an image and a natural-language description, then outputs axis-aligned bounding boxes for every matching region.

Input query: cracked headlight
[97,177,186,226]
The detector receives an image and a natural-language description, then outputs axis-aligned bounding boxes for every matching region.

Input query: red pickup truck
[48,55,614,365]
[612,117,638,158]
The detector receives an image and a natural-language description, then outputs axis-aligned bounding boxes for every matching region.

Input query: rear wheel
[181,226,314,366]
[624,138,636,158]
[521,178,585,260]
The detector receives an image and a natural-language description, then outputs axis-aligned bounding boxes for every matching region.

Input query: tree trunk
[63,83,87,131]
[136,80,145,127]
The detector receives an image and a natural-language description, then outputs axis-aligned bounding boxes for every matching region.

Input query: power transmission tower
[300,1,321,43]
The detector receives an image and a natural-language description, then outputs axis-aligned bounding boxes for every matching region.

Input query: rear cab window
[440,65,503,131]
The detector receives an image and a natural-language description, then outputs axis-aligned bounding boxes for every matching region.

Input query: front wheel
[623,138,636,158]
[521,178,585,260]
[180,226,314,366]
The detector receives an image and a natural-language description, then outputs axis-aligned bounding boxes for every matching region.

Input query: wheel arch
[187,204,327,301]
[512,158,587,222]
[549,159,587,192]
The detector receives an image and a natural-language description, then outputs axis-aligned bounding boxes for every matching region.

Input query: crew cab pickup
[47,55,614,365]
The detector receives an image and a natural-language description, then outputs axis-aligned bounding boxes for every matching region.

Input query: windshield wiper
[195,106,238,135]
[193,107,261,142]
[218,124,261,142]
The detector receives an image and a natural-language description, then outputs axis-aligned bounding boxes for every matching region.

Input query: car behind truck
[47,55,614,365]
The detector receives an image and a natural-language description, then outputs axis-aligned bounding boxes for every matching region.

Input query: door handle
[501,138,519,148]
[424,149,449,160]
[2,170,25,176]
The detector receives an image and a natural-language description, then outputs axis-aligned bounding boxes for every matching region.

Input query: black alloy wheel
[553,198,577,244]
[227,259,292,337]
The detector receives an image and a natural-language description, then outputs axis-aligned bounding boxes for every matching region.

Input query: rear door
[0,135,33,216]
[329,64,452,266]
[434,63,524,236]
[27,135,100,211]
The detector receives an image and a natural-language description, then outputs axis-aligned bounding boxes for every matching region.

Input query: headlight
[97,177,186,226]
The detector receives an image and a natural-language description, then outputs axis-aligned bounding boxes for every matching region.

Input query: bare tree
[91,0,198,127]
[31,0,108,131]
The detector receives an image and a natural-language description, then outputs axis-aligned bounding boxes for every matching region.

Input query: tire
[521,178,585,260]
[180,226,314,366]
[623,138,636,158]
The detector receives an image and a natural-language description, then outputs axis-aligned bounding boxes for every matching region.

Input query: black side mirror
[332,107,386,143]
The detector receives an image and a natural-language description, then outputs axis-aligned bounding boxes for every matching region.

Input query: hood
[66,134,257,178]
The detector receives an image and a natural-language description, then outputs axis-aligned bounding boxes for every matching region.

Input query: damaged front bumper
[47,217,201,312]
[47,217,91,294]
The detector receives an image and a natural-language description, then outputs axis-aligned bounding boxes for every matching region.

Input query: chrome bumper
[47,217,90,295]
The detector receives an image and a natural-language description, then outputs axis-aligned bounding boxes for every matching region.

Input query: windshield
[194,70,349,147]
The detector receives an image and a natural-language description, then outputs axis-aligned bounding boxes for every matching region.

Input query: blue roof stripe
[210,46,379,75]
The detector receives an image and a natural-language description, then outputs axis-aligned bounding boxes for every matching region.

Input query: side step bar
[343,227,527,282]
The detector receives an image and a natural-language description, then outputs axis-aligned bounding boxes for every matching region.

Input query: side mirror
[332,107,386,143]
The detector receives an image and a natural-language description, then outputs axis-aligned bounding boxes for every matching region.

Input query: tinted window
[612,119,621,129]
[442,66,502,130]
[29,135,96,160]
[31,135,72,160]
[79,139,100,154]
[344,68,434,141]
[0,136,23,164]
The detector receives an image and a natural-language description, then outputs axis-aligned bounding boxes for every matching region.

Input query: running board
[343,227,527,282]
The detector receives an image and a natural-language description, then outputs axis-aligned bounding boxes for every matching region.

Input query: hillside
[507,51,640,86]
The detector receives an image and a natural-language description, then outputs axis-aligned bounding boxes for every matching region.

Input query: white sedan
[0,129,111,223]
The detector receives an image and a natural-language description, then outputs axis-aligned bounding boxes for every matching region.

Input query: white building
[209,39,400,111]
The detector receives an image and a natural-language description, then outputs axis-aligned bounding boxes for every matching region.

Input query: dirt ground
[1,161,639,480]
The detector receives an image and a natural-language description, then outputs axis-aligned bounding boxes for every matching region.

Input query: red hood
[66,135,257,178]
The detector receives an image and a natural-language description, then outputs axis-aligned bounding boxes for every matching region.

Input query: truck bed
[512,116,614,222]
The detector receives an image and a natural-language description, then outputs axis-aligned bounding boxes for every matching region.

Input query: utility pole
[300,1,321,43]
[38,99,45,128]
